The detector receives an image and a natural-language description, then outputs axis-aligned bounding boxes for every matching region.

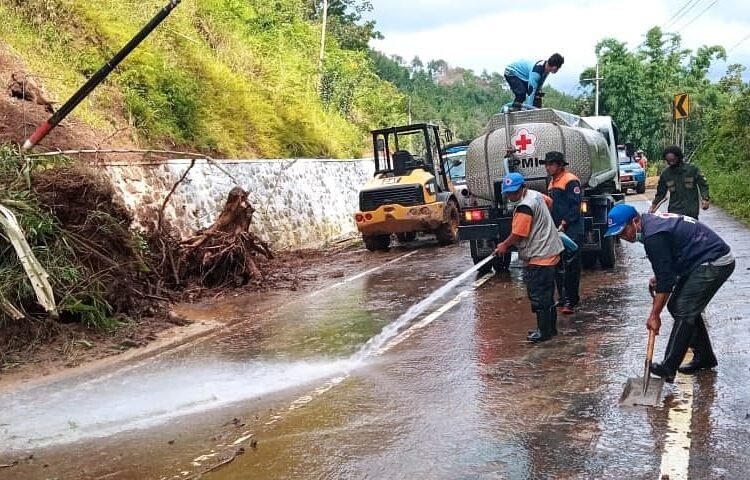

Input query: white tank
[466,109,617,205]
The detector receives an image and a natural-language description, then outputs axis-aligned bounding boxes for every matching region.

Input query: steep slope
[0,0,406,157]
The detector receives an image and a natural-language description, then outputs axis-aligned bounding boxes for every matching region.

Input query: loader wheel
[363,234,391,252]
[435,202,459,245]
[396,232,417,243]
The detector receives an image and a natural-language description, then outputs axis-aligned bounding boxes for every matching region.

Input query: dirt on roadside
[0,45,377,391]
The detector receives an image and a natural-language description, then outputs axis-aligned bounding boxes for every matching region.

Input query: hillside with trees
[370,51,578,142]
[577,27,750,222]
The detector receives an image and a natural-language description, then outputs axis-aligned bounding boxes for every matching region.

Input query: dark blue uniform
[643,213,734,379]
[548,170,583,309]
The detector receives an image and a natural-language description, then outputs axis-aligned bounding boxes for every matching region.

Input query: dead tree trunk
[178,187,273,287]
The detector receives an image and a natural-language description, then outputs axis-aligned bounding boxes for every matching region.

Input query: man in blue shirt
[605,205,735,382]
[504,53,564,109]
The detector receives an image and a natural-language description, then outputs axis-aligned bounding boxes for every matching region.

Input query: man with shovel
[495,173,564,343]
[604,204,735,381]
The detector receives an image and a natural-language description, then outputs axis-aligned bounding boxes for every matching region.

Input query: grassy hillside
[0,0,406,157]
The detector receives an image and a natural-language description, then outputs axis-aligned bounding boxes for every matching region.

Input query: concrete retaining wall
[103,159,374,249]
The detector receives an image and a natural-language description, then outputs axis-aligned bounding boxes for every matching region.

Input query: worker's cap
[501,172,525,193]
[604,204,639,237]
[542,151,568,166]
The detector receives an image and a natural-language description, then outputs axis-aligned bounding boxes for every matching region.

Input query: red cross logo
[516,134,532,150]
[512,128,537,155]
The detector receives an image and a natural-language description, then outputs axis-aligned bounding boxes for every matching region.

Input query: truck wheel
[363,234,391,252]
[396,232,417,243]
[581,251,598,269]
[599,235,617,268]
[493,253,512,272]
[473,255,493,275]
[636,181,646,194]
[435,202,459,245]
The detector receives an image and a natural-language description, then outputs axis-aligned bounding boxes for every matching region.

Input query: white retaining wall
[103,159,375,249]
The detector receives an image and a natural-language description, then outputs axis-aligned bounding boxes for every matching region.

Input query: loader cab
[372,123,451,192]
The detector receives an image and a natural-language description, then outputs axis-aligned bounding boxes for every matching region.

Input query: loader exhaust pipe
[22,0,182,152]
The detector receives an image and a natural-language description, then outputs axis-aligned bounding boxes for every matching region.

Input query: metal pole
[582,63,604,116]
[595,63,600,116]
[22,0,182,152]
[318,0,328,83]
[681,119,686,151]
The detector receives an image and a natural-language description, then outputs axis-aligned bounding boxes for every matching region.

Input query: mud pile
[32,164,160,316]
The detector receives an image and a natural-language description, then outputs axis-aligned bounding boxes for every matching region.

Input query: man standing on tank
[504,54,564,109]
[544,151,583,314]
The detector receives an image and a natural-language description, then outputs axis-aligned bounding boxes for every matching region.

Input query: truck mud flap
[459,224,501,242]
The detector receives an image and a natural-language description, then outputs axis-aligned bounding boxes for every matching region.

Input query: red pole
[22,0,181,152]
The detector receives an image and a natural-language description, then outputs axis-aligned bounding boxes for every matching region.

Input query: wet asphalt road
[1,195,749,480]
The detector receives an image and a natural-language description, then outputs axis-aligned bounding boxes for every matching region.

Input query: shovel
[619,329,665,407]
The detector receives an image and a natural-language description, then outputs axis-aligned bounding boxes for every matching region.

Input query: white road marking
[310,250,419,296]
[658,353,695,480]
[181,269,493,477]
[257,272,493,430]
[65,251,421,391]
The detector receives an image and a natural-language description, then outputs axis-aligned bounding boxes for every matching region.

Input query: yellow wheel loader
[354,124,462,252]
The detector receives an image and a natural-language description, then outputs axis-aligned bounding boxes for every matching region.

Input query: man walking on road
[544,151,583,314]
[650,145,710,219]
[495,173,564,343]
[604,204,735,381]
[504,54,564,109]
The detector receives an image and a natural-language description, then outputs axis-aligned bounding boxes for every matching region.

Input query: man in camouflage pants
[650,145,710,219]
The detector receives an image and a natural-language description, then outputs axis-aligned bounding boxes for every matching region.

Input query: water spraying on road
[352,255,494,361]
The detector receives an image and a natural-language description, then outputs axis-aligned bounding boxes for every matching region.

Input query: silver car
[444,150,471,209]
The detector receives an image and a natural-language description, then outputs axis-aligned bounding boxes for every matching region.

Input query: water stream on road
[1,249,488,453]
[352,254,492,361]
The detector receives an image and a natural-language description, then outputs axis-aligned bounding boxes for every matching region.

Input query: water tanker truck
[459,108,625,273]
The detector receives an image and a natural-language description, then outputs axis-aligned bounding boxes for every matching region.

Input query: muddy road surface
[1,195,749,480]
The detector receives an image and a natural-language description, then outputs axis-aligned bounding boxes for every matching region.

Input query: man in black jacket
[604,205,735,381]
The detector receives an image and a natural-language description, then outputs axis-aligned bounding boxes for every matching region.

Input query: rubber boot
[527,309,554,343]
[554,263,565,308]
[551,306,558,336]
[678,316,718,374]
[650,319,695,382]
[532,308,558,335]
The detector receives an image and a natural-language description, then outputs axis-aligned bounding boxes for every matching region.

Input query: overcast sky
[368,0,750,95]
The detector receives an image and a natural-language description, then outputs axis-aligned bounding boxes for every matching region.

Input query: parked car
[443,144,472,209]
[618,147,646,194]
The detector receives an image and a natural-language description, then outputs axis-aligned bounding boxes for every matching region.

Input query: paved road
[1,195,748,479]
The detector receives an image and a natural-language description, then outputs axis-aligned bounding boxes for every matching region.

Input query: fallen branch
[159,157,196,233]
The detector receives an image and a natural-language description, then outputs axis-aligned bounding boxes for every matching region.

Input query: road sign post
[673,93,689,151]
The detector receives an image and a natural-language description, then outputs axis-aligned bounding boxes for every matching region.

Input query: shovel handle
[646,330,656,362]
[643,330,656,394]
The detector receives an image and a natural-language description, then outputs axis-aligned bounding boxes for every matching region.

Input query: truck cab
[354,124,461,251]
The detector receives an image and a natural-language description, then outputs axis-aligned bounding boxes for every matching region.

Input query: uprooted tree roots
[177,187,273,288]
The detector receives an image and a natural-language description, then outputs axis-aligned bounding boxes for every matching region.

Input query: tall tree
[307,0,382,51]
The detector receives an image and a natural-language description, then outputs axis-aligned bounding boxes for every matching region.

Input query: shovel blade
[619,376,665,407]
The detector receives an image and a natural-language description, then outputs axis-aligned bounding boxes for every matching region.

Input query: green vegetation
[577,27,750,222]
[0,146,120,329]
[0,0,405,157]
[0,0,575,155]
